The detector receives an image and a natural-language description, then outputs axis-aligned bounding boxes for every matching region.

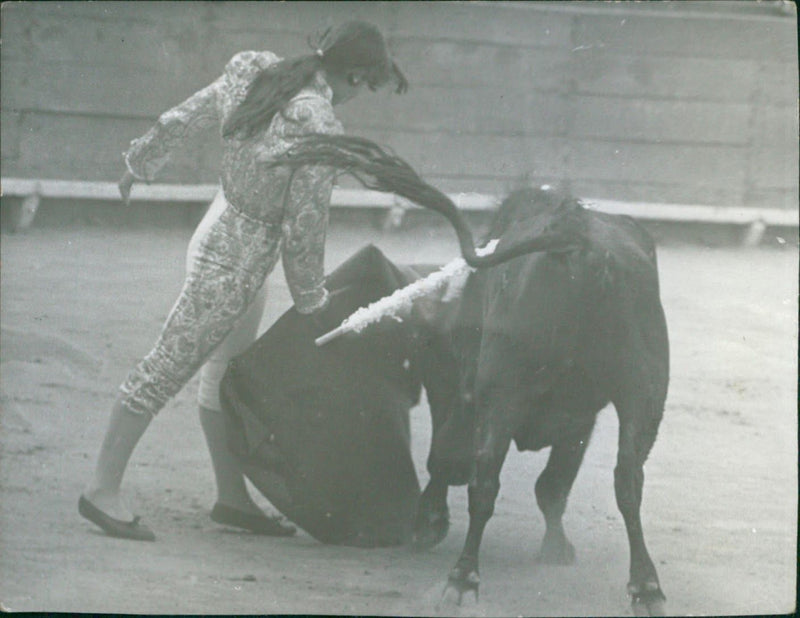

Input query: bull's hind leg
[613,392,666,616]
[535,426,593,565]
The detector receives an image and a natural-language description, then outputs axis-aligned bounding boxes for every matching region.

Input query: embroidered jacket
[124,50,343,314]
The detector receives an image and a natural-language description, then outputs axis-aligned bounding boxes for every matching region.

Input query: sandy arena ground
[0,221,797,616]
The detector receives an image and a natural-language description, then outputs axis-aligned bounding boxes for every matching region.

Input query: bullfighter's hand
[310,287,358,333]
[307,292,337,333]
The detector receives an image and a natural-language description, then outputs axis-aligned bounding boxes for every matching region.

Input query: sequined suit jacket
[124,50,344,313]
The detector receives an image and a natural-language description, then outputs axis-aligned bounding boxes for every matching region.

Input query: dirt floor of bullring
[1,219,796,616]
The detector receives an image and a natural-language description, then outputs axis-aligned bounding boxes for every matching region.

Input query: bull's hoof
[628,581,666,616]
[536,533,575,565]
[439,567,480,607]
[412,509,449,550]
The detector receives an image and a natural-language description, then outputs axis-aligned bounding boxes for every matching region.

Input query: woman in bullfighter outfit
[79,21,408,541]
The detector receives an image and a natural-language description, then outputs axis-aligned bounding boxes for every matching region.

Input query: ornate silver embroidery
[120,51,343,415]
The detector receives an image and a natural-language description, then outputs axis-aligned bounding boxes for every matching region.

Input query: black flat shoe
[78,495,156,542]
[210,502,296,537]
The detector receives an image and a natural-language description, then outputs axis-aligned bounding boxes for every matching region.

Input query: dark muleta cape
[219,245,422,547]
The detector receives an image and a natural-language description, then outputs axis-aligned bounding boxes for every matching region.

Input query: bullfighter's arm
[124,78,223,182]
[124,50,281,182]
[279,94,344,314]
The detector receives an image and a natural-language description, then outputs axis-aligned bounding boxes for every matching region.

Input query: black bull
[220,187,669,613]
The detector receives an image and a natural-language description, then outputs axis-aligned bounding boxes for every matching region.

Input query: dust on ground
[1,223,797,616]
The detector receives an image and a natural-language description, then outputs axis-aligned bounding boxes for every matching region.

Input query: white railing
[1,177,796,245]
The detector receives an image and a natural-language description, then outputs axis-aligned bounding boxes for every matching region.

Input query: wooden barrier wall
[1,1,797,210]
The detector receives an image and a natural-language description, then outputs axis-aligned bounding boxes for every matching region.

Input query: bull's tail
[266,135,581,268]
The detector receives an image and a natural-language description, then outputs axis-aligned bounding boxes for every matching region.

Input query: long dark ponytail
[266,135,584,268]
[223,22,408,140]
[222,55,322,139]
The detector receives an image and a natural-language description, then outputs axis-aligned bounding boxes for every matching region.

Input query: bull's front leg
[440,426,511,606]
[535,428,593,565]
[414,419,475,549]
[415,373,475,550]
[413,477,450,549]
